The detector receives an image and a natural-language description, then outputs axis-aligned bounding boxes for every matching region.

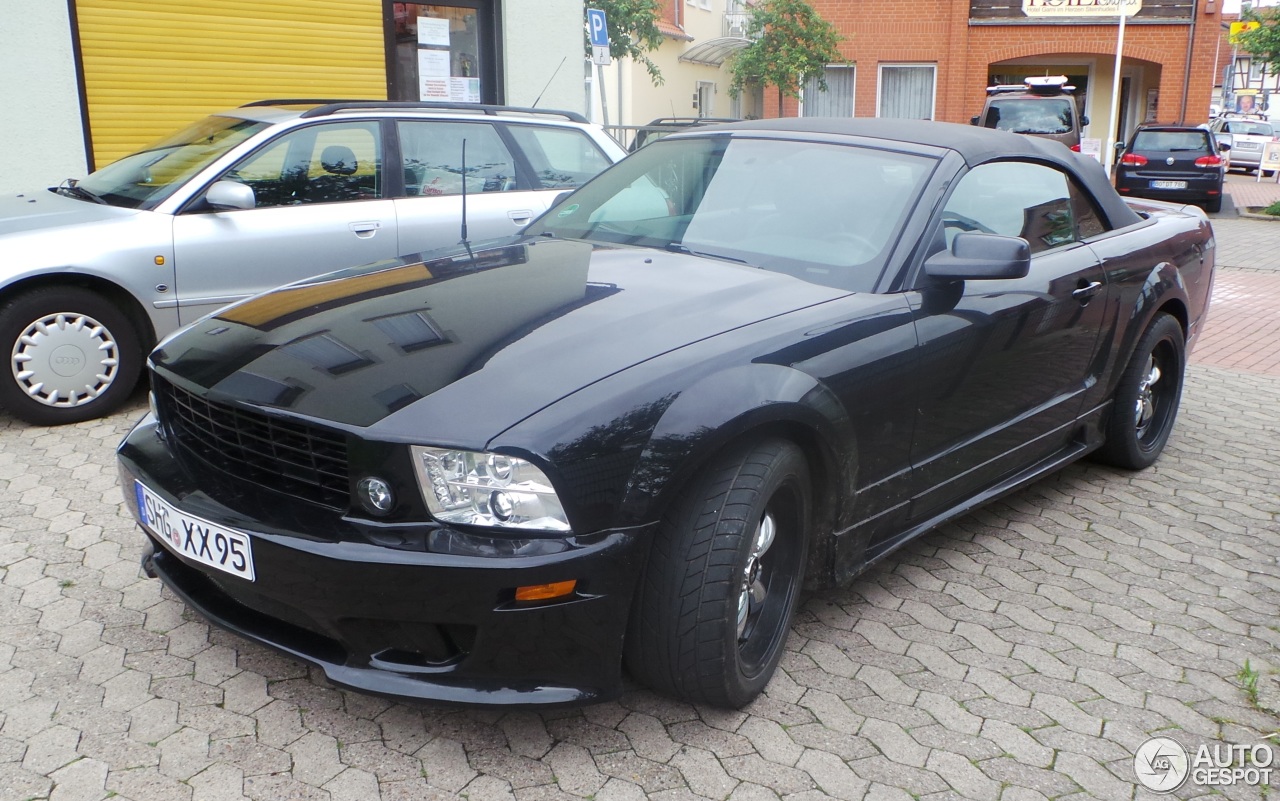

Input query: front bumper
[118,414,653,707]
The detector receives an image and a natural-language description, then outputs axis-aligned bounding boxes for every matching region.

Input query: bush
[1265,201,1280,216]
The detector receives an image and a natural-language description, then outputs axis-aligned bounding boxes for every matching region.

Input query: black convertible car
[118,119,1215,709]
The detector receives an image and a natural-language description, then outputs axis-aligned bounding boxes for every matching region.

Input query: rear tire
[1204,196,1223,213]
[625,438,810,708]
[1093,313,1185,470]
[0,288,144,425]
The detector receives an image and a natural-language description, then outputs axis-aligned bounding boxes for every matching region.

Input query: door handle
[508,210,533,226]
[350,221,381,238]
[1072,280,1103,302]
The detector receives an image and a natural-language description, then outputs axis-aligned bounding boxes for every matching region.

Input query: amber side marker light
[515,580,577,602]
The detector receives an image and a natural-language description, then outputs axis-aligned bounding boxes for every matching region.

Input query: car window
[941,161,1103,254]
[398,121,516,195]
[531,136,934,292]
[1131,131,1212,152]
[225,121,383,207]
[984,98,1074,135]
[1223,121,1273,136]
[77,115,269,210]
[505,125,613,190]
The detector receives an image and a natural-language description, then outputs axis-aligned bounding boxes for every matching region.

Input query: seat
[305,145,362,204]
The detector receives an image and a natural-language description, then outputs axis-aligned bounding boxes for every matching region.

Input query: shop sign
[1022,0,1142,17]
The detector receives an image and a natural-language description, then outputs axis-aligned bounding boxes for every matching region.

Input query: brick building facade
[780,0,1222,146]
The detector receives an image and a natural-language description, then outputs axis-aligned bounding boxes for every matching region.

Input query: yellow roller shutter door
[75,0,386,168]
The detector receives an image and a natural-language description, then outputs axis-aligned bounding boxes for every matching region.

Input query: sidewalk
[1190,181,1280,376]
[1222,170,1280,211]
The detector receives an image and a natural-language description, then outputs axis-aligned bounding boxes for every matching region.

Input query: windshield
[985,98,1074,135]
[528,136,935,292]
[76,115,269,209]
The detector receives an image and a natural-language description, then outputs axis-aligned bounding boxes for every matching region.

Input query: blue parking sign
[587,8,609,47]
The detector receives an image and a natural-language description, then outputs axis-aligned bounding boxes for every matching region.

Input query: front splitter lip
[142,541,614,708]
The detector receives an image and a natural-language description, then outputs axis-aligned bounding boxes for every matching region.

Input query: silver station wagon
[0,100,624,425]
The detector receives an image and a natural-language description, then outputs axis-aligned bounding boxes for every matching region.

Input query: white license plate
[1150,180,1187,190]
[1238,141,1260,149]
[135,481,255,581]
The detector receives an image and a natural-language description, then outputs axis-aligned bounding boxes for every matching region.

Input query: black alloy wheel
[1094,312,1185,470]
[625,438,811,708]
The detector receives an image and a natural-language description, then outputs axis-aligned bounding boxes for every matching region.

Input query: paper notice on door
[417,17,450,46]
[450,77,481,103]
[417,49,450,78]
[420,77,450,101]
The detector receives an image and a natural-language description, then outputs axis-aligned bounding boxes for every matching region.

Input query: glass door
[388,2,500,103]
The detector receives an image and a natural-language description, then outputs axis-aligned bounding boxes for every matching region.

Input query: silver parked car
[0,100,624,425]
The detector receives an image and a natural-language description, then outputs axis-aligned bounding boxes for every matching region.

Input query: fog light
[358,477,395,516]
[515,580,577,602]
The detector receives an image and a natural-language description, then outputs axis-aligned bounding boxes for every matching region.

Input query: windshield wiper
[55,179,106,205]
[666,242,749,264]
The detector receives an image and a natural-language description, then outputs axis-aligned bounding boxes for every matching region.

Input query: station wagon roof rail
[238,99,590,123]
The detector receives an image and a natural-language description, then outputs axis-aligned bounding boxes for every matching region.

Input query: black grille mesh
[155,377,350,508]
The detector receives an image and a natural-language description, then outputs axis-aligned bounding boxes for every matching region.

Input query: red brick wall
[775,0,1222,126]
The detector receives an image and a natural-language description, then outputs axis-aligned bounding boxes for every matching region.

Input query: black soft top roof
[693,117,1143,229]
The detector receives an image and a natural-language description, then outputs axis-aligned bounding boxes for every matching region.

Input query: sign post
[1022,0,1143,177]
[587,8,611,127]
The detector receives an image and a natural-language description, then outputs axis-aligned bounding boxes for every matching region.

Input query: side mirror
[1081,115,1090,126]
[1114,141,1127,151]
[925,233,1030,281]
[1219,142,1232,152]
[970,116,980,126]
[205,180,256,211]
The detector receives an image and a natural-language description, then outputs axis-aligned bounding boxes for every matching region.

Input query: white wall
[1,0,88,192]
[502,0,588,114]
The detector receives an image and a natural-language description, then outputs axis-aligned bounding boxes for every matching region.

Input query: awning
[678,37,751,67]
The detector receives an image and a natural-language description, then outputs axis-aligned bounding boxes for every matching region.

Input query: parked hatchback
[1114,125,1228,212]
[1207,114,1276,175]
[0,100,624,425]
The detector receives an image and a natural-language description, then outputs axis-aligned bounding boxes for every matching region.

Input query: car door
[393,120,549,256]
[901,160,1112,525]
[171,120,398,324]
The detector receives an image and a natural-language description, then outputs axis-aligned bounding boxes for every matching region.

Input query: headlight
[410,447,570,532]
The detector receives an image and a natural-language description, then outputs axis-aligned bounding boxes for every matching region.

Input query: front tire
[0,288,144,425]
[625,438,810,708]
[1094,312,1185,470]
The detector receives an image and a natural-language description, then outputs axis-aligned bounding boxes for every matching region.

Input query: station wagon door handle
[1072,280,1104,302]
[508,210,533,226]
[349,221,381,238]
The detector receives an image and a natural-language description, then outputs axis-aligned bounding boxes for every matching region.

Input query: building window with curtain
[878,64,936,120]
[802,66,855,117]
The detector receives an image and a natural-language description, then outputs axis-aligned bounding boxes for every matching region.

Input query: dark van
[971,75,1087,150]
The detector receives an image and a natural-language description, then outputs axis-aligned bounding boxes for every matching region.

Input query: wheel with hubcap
[0,288,144,425]
[1094,312,1185,470]
[625,438,810,708]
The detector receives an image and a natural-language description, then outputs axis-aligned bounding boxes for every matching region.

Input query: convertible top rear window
[530,136,935,292]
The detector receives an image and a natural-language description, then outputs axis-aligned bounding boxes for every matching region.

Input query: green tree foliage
[1236,7,1280,76]
[586,0,666,85]
[728,0,846,111]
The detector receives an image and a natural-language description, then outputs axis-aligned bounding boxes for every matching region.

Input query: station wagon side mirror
[925,233,1030,281]
[970,116,980,126]
[1114,141,1126,151]
[205,180,256,211]
[1219,141,1232,152]
[1081,115,1090,126]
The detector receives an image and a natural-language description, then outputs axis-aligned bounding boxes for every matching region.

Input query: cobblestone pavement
[2,225,1279,801]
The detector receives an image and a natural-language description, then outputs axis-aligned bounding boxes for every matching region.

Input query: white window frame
[687,0,711,10]
[876,63,937,120]
[800,64,856,118]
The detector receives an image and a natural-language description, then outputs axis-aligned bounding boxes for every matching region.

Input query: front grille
[156,376,350,508]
